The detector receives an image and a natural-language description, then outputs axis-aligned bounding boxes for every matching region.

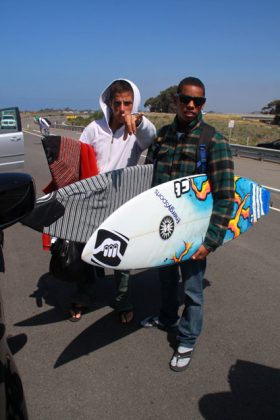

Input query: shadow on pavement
[199,359,280,420]
[14,267,212,365]
[54,310,141,368]
[15,308,68,326]
[53,269,160,368]
[29,272,79,310]
[53,271,211,368]
[15,271,109,326]
[7,333,28,355]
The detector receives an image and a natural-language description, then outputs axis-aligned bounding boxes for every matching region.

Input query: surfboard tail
[261,187,270,216]
[251,184,270,223]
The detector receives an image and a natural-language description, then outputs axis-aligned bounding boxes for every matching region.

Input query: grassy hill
[146,112,280,146]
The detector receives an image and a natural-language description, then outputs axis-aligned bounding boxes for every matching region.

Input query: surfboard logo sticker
[159,216,175,240]
[154,189,181,224]
[90,229,129,267]
[174,178,190,198]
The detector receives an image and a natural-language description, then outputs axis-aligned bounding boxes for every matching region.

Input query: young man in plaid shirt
[142,77,235,371]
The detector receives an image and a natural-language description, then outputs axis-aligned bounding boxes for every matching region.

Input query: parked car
[0,107,24,171]
[256,139,280,150]
[0,115,17,129]
[0,172,36,420]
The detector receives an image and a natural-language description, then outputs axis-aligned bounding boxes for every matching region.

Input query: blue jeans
[158,259,206,348]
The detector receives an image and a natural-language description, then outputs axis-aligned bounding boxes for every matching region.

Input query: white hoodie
[79,79,156,173]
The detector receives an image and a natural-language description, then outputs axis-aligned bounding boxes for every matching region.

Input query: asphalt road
[1,125,280,420]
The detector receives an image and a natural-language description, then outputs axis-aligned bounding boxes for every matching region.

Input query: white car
[0,114,17,129]
[0,107,24,170]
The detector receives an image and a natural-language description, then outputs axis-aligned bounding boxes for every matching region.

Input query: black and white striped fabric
[43,164,154,243]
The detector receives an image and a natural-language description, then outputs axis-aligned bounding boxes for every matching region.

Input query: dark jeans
[159,259,206,348]
[114,270,133,313]
[72,261,96,308]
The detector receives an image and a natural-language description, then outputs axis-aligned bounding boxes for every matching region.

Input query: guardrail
[53,123,280,164]
[54,123,84,132]
[230,144,280,164]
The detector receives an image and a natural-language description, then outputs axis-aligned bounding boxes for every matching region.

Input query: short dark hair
[108,80,134,101]
[177,77,205,96]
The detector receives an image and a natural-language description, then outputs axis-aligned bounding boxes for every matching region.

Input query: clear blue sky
[1,0,279,113]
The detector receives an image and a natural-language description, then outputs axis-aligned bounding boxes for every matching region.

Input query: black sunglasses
[176,94,206,107]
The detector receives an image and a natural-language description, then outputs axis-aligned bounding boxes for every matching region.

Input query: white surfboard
[81,174,270,270]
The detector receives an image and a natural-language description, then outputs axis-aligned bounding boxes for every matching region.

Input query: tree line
[261,100,280,125]
[144,86,280,125]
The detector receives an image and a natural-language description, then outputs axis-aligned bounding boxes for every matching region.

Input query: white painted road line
[270,206,280,212]
[264,185,280,212]
[262,185,280,193]
[23,130,47,138]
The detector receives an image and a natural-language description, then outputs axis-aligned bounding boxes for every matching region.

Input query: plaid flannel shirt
[145,113,235,251]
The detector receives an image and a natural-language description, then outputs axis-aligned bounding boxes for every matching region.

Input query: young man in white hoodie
[79,79,156,323]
